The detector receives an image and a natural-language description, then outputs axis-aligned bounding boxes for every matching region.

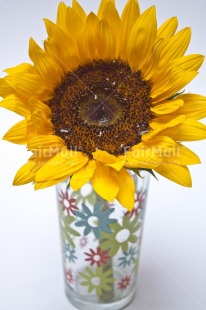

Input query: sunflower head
[50,59,153,156]
[1,0,206,211]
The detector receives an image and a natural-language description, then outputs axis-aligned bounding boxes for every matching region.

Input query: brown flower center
[49,60,153,156]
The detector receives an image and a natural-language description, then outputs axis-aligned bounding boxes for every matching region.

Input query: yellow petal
[149,115,186,130]
[93,149,117,162]
[70,160,96,190]
[77,12,99,63]
[44,19,80,71]
[142,138,200,165]
[151,99,184,115]
[56,2,67,28]
[5,72,52,102]
[3,119,31,144]
[66,7,84,36]
[77,31,93,64]
[163,143,200,165]
[123,158,159,169]
[127,6,157,71]
[154,164,192,187]
[158,28,191,68]
[29,97,52,117]
[43,37,69,74]
[123,144,160,169]
[177,94,206,120]
[101,1,121,56]
[127,136,177,167]
[91,161,119,202]
[93,149,117,163]
[29,37,44,56]
[85,12,99,59]
[35,150,89,182]
[29,38,63,87]
[141,38,164,80]
[5,73,36,96]
[160,119,206,141]
[4,63,34,75]
[28,134,65,149]
[98,0,115,19]
[107,160,126,171]
[95,19,116,60]
[92,150,125,171]
[151,70,198,101]
[13,161,36,185]
[35,177,69,190]
[0,95,30,117]
[0,78,13,98]
[27,135,66,157]
[141,135,177,149]
[30,157,51,173]
[120,0,140,59]
[77,30,93,64]
[157,17,178,39]
[172,54,204,71]
[142,115,185,141]
[44,18,61,37]
[31,110,53,135]
[72,0,86,21]
[116,168,135,211]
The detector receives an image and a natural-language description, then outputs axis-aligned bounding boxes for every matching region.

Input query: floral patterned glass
[56,171,149,310]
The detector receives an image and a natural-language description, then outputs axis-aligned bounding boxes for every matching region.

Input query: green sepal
[168,89,185,100]
[140,168,158,180]
[130,168,158,180]
[66,178,71,190]
[129,168,142,177]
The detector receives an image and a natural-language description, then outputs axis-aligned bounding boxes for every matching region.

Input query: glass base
[65,266,136,309]
[65,285,135,310]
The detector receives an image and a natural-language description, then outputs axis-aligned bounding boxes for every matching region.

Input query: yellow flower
[1,0,206,211]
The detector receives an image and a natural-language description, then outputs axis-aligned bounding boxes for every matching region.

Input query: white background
[0,0,206,309]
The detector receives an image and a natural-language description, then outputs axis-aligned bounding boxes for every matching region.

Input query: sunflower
[1,0,206,211]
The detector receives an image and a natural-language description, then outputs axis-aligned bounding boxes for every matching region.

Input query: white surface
[0,0,206,309]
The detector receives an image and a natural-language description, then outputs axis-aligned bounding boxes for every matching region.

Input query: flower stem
[97,195,115,303]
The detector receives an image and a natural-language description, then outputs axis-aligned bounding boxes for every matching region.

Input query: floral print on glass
[100,215,140,256]
[59,189,78,216]
[74,202,117,239]
[118,246,138,268]
[84,247,111,267]
[118,275,132,290]
[79,266,115,296]
[56,171,149,303]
